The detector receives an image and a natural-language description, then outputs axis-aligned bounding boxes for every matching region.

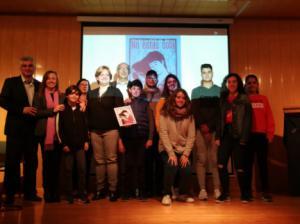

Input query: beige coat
[159,114,195,157]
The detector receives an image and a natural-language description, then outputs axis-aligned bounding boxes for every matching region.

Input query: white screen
[82,26,229,96]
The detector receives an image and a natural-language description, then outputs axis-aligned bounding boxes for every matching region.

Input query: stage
[1,195,299,224]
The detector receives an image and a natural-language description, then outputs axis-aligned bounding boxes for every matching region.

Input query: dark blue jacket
[120,97,154,140]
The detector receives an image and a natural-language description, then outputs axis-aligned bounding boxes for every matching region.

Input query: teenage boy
[119,79,154,200]
[191,64,221,200]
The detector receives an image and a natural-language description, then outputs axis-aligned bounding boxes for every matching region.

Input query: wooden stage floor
[1,195,300,224]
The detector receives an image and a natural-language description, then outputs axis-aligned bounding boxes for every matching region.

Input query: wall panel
[0,16,81,141]
[230,19,300,137]
[230,19,300,193]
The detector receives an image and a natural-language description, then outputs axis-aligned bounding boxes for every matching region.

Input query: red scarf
[44,89,59,150]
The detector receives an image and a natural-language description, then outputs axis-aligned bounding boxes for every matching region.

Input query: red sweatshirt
[248,94,275,142]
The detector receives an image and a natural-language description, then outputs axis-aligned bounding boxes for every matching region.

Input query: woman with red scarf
[33,71,65,202]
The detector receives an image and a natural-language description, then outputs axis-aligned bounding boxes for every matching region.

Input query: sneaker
[215,194,230,203]
[214,189,221,199]
[185,197,195,203]
[261,193,273,202]
[198,189,208,200]
[240,196,251,203]
[161,195,172,206]
[177,195,194,203]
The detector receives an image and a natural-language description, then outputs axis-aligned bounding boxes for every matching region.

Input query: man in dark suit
[0,56,41,205]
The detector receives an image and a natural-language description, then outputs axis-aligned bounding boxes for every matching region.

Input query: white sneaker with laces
[186,197,195,203]
[161,195,172,206]
[214,189,221,199]
[198,189,208,200]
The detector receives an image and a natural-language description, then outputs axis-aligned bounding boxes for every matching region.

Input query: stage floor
[1,195,300,224]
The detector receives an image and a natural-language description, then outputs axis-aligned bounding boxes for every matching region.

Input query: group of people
[0,56,275,208]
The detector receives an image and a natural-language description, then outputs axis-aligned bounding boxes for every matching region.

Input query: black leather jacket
[217,93,252,144]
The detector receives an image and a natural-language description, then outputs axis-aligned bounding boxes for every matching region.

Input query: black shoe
[240,196,252,203]
[53,195,61,202]
[1,203,22,211]
[138,195,148,201]
[78,195,90,204]
[24,195,42,202]
[67,196,74,204]
[92,190,106,200]
[4,195,14,205]
[44,197,55,203]
[121,193,130,201]
[138,192,148,201]
[215,194,231,203]
[109,191,118,202]
[261,193,273,202]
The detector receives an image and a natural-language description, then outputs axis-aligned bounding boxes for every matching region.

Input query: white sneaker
[161,195,172,206]
[186,197,195,203]
[198,189,208,200]
[214,189,221,199]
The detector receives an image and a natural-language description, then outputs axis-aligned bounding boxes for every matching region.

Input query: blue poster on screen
[126,35,181,91]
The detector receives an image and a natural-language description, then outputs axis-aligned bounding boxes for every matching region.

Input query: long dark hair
[161,88,192,119]
[220,73,245,100]
[38,70,59,97]
[76,78,91,96]
[161,74,181,98]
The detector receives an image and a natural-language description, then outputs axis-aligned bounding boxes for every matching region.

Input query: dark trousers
[118,152,126,196]
[161,151,192,196]
[63,150,86,197]
[245,133,270,194]
[145,133,163,196]
[39,140,61,200]
[218,128,247,197]
[4,135,38,199]
[123,138,146,196]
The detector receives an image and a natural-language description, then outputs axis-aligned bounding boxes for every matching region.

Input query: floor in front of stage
[1,194,300,224]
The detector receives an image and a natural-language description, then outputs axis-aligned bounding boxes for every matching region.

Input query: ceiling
[0,0,300,19]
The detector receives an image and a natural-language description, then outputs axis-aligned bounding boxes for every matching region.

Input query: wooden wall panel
[229,19,300,193]
[230,19,300,137]
[0,16,81,188]
[0,16,81,141]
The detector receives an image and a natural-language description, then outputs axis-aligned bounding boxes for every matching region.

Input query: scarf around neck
[44,88,59,150]
[169,106,189,120]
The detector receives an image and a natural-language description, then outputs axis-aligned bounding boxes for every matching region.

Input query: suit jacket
[0,75,40,136]
[33,91,65,137]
